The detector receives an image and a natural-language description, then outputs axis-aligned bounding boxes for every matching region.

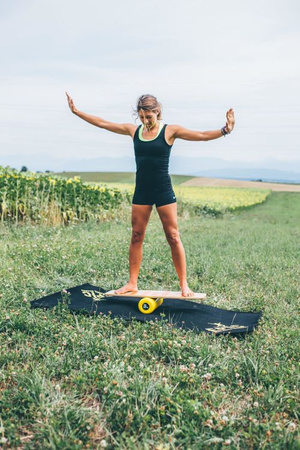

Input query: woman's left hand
[66,92,77,114]
[225,108,235,133]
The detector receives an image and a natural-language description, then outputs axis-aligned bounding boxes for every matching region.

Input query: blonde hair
[133,94,162,121]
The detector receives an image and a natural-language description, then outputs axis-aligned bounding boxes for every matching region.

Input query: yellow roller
[138,297,163,314]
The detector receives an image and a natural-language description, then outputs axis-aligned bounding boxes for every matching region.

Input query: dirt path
[181,177,300,192]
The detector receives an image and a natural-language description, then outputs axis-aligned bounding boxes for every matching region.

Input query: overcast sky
[1,0,299,172]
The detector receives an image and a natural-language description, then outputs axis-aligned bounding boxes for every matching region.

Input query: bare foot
[181,285,194,298]
[115,282,138,295]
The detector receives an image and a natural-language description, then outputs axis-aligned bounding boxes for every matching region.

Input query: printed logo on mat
[205,322,248,334]
[81,289,106,301]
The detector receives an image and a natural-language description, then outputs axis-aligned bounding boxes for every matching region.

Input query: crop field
[1,168,271,224]
[183,177,300,192]
[95,183,271,216]
[0,167,130,225]
[173,186,269,215]
[0,169,299,449]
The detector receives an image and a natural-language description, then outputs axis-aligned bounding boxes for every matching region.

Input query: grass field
[54,172,194,186]
[0,192,299,448]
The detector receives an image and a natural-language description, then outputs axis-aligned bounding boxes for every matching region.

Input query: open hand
[225,108,235,133]
[66,92,77,113]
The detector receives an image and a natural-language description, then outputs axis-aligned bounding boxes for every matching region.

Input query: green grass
[0,193,299,448]
[54,172,194,186]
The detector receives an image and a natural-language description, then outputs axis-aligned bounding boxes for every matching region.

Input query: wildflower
[203,373,212,380]
[288,422,297,432]
[204,419,213,427]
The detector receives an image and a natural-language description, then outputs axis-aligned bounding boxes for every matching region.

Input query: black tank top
[133,124,173,192]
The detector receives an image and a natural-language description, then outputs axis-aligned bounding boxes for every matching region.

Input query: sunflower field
[0,166,130,225]
[102,182,271,216]
[0,166,271,225]
[175,186,271,215]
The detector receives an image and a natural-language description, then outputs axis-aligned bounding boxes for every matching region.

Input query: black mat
[31,283,262,336]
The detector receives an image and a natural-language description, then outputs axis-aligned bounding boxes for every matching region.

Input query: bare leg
[157,202,193,297]
[115,204,152,294]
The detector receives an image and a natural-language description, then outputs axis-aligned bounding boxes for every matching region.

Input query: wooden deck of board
[106,290,206,299]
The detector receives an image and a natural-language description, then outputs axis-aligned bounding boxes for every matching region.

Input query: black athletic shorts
[132,188,176,208]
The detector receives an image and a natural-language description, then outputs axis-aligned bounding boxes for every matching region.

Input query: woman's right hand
[66,92,77,114]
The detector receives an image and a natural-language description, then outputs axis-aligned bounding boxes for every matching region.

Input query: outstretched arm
[66,92,136,137]
[169,108,235,142]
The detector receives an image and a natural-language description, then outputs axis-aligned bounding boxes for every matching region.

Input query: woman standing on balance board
[66,93,235,297]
